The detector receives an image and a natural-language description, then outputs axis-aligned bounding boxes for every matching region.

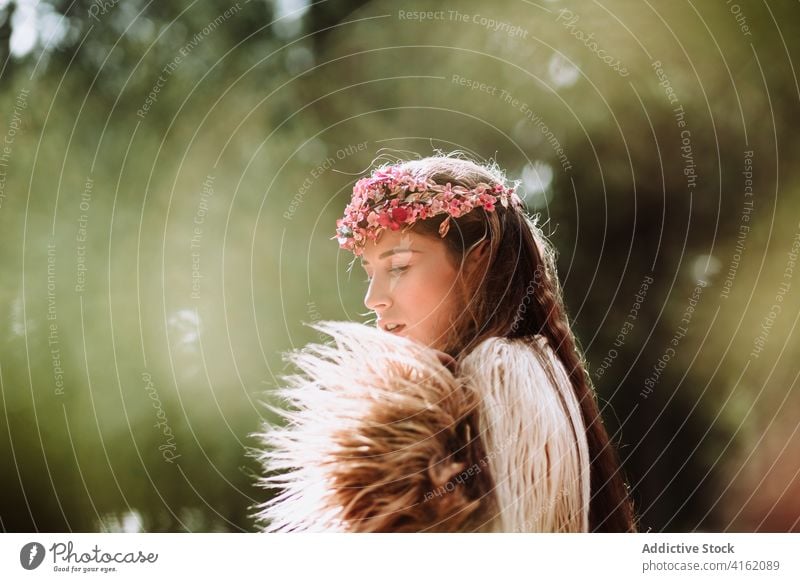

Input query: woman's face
[360,229,463,349]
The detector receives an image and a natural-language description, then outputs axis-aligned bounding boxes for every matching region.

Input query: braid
[529,228,637,532]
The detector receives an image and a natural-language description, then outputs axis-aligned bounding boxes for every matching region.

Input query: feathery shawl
[254,321,590,532]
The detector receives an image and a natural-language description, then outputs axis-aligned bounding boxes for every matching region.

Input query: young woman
[256,155,638,532]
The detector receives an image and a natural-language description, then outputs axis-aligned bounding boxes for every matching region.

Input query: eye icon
[20,542,46,570]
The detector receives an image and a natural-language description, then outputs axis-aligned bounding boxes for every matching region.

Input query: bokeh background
[1,0,799,532]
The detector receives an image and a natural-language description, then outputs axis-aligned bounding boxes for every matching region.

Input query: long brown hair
[395,154,638,532]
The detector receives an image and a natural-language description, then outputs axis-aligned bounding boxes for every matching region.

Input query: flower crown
[334,165,524,255]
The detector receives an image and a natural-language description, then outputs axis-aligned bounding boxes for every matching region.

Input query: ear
[464,240,490,279]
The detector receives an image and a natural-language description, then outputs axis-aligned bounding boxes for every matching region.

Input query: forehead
[360,230,434,263]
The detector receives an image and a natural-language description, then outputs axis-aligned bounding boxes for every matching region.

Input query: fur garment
[254,321,590,532]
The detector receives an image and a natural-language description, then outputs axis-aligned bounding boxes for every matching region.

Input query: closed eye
[363,265,408,283]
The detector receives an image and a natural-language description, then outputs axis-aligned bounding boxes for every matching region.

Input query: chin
[392,328,442,351]
[401,330,428,347]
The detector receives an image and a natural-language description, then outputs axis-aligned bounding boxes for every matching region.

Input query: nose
[363,275,392,312]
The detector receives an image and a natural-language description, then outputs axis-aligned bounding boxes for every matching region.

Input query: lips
[381,322,406,334]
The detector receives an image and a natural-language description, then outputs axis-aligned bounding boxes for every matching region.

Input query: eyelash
[363,265,409,283]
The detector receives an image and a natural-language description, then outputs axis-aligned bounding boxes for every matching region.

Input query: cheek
[406,264,461,325]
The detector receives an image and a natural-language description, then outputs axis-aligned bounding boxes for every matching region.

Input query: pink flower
[391,207,408,223]
[378,212,392,228]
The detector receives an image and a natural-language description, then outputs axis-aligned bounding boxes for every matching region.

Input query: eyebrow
[360,249,421,266]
